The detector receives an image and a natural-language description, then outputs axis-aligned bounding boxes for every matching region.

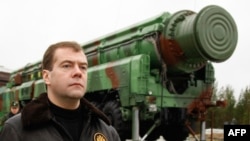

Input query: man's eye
[80,66,87,70]
[62,64,71,68]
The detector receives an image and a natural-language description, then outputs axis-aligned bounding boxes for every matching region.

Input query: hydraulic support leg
[141,119,161,141]
[200,121,206,141]
[132,106,140,141]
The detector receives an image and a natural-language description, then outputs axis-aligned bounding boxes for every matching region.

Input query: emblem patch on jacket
[94,133,107,141]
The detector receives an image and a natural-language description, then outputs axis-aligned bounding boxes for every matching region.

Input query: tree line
[205,83,250,128]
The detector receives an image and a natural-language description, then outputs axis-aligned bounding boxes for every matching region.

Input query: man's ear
[42,70,50,85]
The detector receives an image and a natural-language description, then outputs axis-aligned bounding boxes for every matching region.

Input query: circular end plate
[195,5,238,62]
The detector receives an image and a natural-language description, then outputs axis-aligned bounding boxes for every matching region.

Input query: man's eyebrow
[60,60,73,64]
[61,60,88,66]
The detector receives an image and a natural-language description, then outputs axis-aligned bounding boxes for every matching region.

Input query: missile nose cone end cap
[195,5,238,62]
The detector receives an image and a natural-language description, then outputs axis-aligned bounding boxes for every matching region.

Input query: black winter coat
[0,93,121,141]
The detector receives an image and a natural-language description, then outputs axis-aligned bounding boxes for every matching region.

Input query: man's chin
[68,91,85,99]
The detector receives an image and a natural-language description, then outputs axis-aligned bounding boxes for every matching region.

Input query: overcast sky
[0,0,247,100]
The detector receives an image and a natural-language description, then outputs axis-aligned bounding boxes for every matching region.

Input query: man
[0,101,21,126]
[9,101,20,117]
[7,101,20,118]
[0,41,121,141]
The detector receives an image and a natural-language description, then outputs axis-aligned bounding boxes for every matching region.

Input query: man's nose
[72,65,82,77]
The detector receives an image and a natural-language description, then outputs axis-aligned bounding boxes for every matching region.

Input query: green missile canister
[83,5,237,74]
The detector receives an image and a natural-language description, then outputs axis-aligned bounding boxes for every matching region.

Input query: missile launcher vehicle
[0,5,237,141]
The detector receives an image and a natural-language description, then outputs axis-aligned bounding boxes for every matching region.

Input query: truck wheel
[102,100,130,141]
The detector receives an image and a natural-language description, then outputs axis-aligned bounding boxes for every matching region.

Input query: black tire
[102,100,130,141]
[161,108,189,141]
[161,124,189,141]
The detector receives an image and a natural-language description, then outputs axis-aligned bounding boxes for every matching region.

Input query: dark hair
[42,41,83,71]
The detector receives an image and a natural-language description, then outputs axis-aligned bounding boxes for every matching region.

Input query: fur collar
[21,93,110,129]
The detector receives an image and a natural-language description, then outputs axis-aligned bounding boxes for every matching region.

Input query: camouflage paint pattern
[0,5,238,139]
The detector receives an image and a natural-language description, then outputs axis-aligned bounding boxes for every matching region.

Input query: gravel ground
[126,129,224,141]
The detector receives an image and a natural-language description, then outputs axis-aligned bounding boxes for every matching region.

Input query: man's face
[43,47,88,101]
[10,106,19,114]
